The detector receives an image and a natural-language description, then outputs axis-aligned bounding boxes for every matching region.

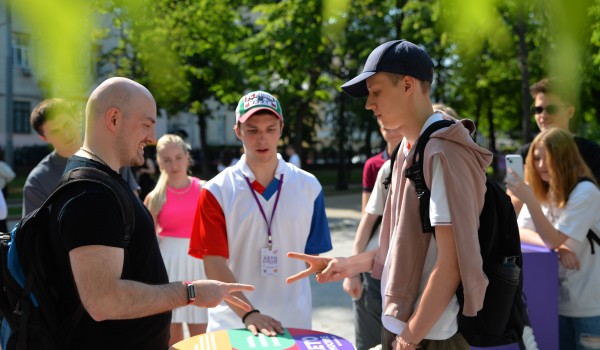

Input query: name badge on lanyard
[261,248,279,276]
[245,174,284,277]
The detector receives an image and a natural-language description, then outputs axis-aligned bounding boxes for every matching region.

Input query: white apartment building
[0,2,246,168]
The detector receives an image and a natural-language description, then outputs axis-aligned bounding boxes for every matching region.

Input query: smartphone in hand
[505,154,524,179]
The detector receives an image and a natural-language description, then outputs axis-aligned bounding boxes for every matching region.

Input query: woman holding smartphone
[505,127,600,349]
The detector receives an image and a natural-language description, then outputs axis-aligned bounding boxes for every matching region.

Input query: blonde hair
[145,134,191,215]
[525,128,596,207]
[432,103,458,119]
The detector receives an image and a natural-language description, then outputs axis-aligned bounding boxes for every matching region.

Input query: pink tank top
[157,177,202,238]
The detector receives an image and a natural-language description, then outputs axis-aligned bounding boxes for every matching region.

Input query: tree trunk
[197,112,210,179]
[486,93,498,175]
[395,0,408,36]
[293,70,320,163]
[294,102,307,163]
[474,90,483,137]
[516,6,532,143]
[363,119,374,158]
[336,94,349,190]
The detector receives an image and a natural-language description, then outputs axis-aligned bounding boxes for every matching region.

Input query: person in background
[506,127,600,350]
[189,90,332,336]
[23,98,82,216]
[119,167,141,195]
[285,144,301,168]
[346,123,402,350]
[144,134,208,347]
[361,121,403,212]
[510,77,600,214]
[217,149,234,173]
[0,154,15,232]
[432,103,458,119]
[230,147,243,167]
[136,147,157,201]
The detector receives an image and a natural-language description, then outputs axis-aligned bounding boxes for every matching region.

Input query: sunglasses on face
[532,104,566,115]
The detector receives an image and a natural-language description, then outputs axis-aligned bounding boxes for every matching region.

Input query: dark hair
[529,78,575,106]
[383,72,431,93]
[30,98,77,136]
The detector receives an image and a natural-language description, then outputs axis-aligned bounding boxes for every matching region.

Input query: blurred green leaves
[12,0,93,99]
[10,0,600,151]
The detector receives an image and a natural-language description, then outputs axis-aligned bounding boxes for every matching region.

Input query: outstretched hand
[286,252,350,284]
[286,252,331,284]
[193,280,255,311]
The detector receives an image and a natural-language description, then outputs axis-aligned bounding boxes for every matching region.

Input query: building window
[12,32,30,69]
[13,101,31,134]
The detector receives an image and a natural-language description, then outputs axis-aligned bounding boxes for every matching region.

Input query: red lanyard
[244,174,284,249]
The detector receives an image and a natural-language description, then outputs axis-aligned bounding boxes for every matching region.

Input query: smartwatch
[183,281,196,305]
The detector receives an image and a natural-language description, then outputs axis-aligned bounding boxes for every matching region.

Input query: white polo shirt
[190,154,332,331]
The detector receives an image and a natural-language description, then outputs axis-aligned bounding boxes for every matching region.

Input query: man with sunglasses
[511,77,600,213]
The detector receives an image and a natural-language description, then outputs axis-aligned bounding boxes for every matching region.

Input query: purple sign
[291,331,355,350]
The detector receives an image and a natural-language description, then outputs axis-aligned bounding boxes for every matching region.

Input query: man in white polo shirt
[189,90,332,336]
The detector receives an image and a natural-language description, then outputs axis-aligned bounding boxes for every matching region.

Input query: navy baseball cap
[341,40,434,98]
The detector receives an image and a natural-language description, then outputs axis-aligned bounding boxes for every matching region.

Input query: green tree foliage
[93,0,245,176]
[235,0,337,159]
[87,0,600,183]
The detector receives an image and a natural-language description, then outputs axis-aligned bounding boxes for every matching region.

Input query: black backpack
[0,167,134,350]
[387,120,527,347]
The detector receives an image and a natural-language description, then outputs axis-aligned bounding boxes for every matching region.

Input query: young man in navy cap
[288,40,492,349]
[189,91,332,336]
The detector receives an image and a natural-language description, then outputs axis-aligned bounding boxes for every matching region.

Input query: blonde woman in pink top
[144,134,207,346]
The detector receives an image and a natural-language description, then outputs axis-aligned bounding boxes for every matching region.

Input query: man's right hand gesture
[192,280,254,311]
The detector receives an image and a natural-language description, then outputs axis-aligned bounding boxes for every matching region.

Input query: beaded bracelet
[242,309,260,323]
[396,336,420,349]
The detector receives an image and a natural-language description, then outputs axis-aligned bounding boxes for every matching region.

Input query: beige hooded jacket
[372,116,492,323]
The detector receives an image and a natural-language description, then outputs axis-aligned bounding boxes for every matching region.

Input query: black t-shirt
[49,156,170,350]
[518,136,600,182]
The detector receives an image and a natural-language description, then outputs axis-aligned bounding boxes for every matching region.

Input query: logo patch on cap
[236,90,284,123]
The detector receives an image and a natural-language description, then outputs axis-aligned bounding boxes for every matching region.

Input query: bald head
[80,77,157,170]
[85,77,154,124]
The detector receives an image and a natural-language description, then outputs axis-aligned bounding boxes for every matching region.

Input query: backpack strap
[588,231,600,255]
[576,177,599,255]
[383,142,402,190]
[59,167,135,245]
[45,167,135,348]
[404,119,455,233]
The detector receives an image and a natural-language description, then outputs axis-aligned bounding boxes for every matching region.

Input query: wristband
[183,281,195,305]
[396,335,420,348]
[242,309,260,323]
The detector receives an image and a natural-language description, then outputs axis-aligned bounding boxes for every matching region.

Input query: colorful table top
[170,327,355,350]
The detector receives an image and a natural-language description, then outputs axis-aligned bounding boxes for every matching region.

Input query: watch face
[186,282,196,303]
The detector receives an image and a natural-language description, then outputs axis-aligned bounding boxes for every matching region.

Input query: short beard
[116,132,144,168]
